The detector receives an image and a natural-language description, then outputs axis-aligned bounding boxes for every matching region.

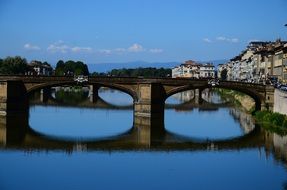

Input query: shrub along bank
[215,88,287,134]
[254,110,287,134]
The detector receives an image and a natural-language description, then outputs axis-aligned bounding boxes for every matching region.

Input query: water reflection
[29,106,133,141]
[0,109,284,153]
[165,89,231,114]
[1,89,287,190]
[166,88,228,104]
[99,87,133,106]
[165,108,257,141]
[30,87,133,110]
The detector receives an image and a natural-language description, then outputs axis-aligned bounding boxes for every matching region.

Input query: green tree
[0,56,29,74]
[107,67,171,77]
[55,60,89,76]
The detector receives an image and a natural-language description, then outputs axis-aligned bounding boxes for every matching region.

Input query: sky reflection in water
[0,150,286,190]
[0,89,286,190]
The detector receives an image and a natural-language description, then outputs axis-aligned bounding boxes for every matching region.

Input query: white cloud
[216,36,239,43]
[127,43,145,52]
[24,43,41,50]
[98,49,112,54]
[216,36,226,41]
[230,38,239,43]
[47,41,92,53]
[71,46,92,53]
[149,48,163,53]
[203,38,212,43]
[114,48,126,53]
[47,41,69,53]
[47,44,69,53]
[96,43,163,55]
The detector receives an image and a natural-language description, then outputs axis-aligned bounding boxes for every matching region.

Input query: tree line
[0,56,172,77]
[92,67,171,77]
[0,56,89,76]
[0,56,29,74]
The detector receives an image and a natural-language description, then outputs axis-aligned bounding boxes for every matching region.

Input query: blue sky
[0,0,287,65]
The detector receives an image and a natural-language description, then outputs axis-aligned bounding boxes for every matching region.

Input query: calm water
[0,88,287,190]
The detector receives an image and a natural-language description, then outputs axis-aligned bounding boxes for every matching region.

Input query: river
[0,88,286,190]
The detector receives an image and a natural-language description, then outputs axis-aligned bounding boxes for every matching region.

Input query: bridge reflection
[1,105,287,171]
[0,111,286,159]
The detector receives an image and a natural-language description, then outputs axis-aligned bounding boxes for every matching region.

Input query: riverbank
[216,88,287,134]
[216,89,255,112]
[254,111,287,134]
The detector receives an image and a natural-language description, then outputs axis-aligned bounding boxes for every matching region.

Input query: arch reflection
[0,112,285,155]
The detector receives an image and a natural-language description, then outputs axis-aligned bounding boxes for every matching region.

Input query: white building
[28,61,53,76]
[172,60,215,79]
[199,63,215,78]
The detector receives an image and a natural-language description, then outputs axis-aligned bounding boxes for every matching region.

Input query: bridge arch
[93,82,138,102]
[165,84,264,111]
[26,81,138,103]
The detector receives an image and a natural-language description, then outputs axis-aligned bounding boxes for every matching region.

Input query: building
[282,44,287,82]
[219,40,287,83]
[172,60,215,79]
[172,60,200,78]
[199,63,215,78]
[28,61,53,76]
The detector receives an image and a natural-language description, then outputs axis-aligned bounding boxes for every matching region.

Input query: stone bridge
[0,76,274,128]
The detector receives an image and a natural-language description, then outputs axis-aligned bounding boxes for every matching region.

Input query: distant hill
[87,59,228,73]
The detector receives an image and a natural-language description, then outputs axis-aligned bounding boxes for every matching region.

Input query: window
[274,54,283,60]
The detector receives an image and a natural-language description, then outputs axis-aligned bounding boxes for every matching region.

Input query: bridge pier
[89,85,99,103]
[0,80,28,116]
[40,87,51,103]
[194,89,203,104]
[132,121,165,147]
[0,113,28,146]
[0,80,28,146]
[133,83,165,129]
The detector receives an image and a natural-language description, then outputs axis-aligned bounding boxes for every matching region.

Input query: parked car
[274,82,282,89]
[74,75,88,83]
[208,79,220,86]
[280,85,287,91]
